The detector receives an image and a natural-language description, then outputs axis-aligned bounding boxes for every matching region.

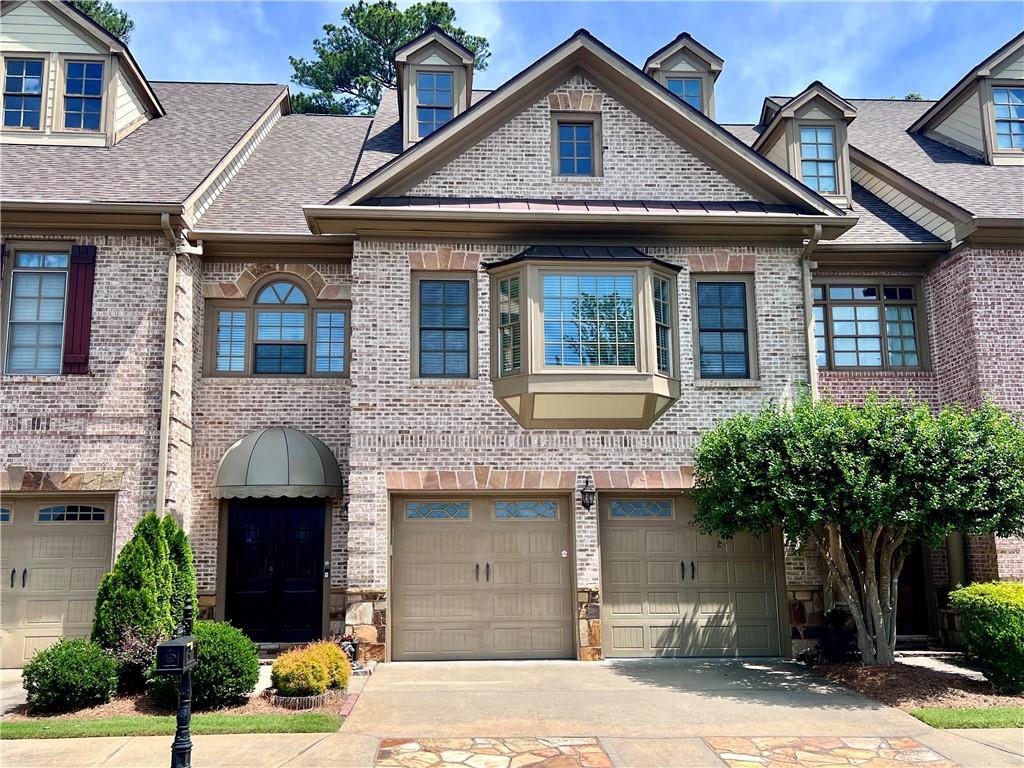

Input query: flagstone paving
[704,736,958,768]
[373,737,613,768]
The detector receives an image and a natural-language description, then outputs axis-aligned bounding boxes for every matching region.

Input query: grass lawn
[909,707,1024,729]
[0,712,342,740]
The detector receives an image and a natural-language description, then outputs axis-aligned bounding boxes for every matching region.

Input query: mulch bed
[814,661,1024,710]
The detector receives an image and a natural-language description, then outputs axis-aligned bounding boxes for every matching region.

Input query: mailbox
[156,636,198,675]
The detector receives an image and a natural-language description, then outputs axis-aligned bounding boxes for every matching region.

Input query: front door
[225,499,325,643]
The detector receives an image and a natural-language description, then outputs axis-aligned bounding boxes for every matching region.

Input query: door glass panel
[609,500,673,518]
[406,501,470,519]
[495,500,557,519]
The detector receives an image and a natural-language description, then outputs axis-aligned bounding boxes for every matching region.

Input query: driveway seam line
[941,728,1023,758]
[97,737,132,767]
[274,733,332,767]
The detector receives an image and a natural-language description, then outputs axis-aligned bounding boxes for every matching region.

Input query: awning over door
[212,427,342,499]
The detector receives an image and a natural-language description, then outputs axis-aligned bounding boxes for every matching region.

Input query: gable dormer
[0,0,162,147]
[753,82,857,209]
[643,32,723,118]
[396,26,474,148]
[910,31,1023,165]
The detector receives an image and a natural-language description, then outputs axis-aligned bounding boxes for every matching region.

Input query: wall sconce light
[579,478,596,511]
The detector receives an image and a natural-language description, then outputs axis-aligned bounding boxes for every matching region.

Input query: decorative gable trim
[752,82,856,153]
[394,26,475,66]
[643,32,724,77]
[547,90,602,112]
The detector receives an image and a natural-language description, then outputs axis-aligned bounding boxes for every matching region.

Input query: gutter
[801,224,822,400]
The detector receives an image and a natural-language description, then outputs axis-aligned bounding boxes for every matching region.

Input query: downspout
[801,224,822,400]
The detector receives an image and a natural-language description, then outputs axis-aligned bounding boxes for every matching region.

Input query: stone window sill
[693,378,763,389]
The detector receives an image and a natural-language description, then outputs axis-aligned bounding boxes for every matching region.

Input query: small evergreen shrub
[113,626,164,693]
[22,639,118,713]
[91,534,163,649]
[271,649,328,697]
[148,621,259,710]
[305,641,351,690]
[950,581,1024,694]
[162,514,197,631]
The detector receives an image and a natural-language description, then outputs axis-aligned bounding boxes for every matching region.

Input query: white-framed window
[37,504,106,522]
[5,250,70,375]
[497,274,521,376]
[416,70,454,138]
[542,273,636,367]
[0,508,11,524]
[799,125,837,194]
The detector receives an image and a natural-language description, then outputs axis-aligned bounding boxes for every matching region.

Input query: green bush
[304,642,351,690]
[22,639,118,713]
[162,514,197,632]
[148,621,259,710]
[949,581,1024,694]
[271,649,328,697]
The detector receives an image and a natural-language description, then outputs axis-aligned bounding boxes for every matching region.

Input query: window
[5,251,69,375]
[3,58,43,129]
[497,274,521,376]
[416,70,453,138]
[813,282,923,369]
[415,278,471,377]
[495,500,557,519]
[556,122,594,175]
[610,499,673,518]
[667,78,702,111]
[799,125,837,194]
[0,508,10,523]
[695,281,751,379]
[63,60,104,131]
[993,87,1024,150]
[406,501,470,520]
[207,278,349,377]
[653,275,673,375]
[37,505,105,522]
[543,273,635,367]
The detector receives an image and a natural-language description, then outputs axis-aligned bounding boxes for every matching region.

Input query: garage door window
[37,504,106,522]
[406,501,470,520]
[495,500,557,519]
[0,508,10,523]
[609,499,673,518]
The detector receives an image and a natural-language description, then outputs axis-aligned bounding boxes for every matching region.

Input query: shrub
[112,626,164,693]
[305,641,351,690]
[91,535,162,649]
[271,649,328,697]
[22,639,118,713]
[162,514,197,632]
[148,621,259,710]
[950,581,1024,694]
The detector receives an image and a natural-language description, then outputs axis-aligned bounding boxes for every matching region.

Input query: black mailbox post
[156,597,197,768]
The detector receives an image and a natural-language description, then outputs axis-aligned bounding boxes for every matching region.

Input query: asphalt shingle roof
[0,82,286,204]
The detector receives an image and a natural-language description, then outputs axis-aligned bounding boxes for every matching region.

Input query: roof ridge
[151,80,287,87]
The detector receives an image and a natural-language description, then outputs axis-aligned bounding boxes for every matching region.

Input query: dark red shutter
[62,244,97,374]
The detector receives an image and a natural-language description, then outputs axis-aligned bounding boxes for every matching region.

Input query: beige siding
[114,70,148,134]
[764,135,787,170]
[991,49,1024,79]
[850,164,957,241]
[931,90,985,155]
[0,1,103,54]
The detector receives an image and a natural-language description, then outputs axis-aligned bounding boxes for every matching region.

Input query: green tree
[162,514,197,631]
[289,0,491,115]
[904,92,926,101]
[693,396,1024,666]
[70,0,134,42]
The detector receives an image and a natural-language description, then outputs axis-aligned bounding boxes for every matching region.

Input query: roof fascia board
[191,231,354,260]
[812,244,946,269]
[0,199,185,231]
[333,33,843,216]
[394,27,474,64]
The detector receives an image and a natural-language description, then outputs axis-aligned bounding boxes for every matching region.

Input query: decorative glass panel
[498,275,521,375]
[37,505,105,522]
[610,500,673,518]
[653,275,673,375]
[419,280,470,377]
[416,71,454,138]
[0,508,10,523]
[6,269,67,374]
[406,501,470,519]
[495,500,557,519]
[63,61,103,131]
[314,311,346,373]
[543,273,635,367]
[993,87,1024,150]
[667,78,702,110]
[697,282,749,378]
[256,282,307,305]
[799,125,837,193]
[216,311,247,372]
[557,122,594,175]
[3,58,43,129]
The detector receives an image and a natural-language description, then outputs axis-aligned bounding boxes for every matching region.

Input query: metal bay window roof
[212,427,342,499]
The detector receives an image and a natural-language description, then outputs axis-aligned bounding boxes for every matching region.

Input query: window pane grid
[314,311,347,373]
[37,505,105,522]
[63,61,103,131]
[416,71,454,138]
[498,275,521,375]
[654,275,673,375]
[557,122,594,175]
[7,267,67,374]
[814,283,921,369]
[667,78,702,110]
[3,58,43,129]
[419,279,470,377]
[543,273,635,367]
[993,87,1024,150]
[799,126,837,193]
[697,282,749,378]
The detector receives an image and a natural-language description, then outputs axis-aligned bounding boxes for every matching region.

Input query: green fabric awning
[211,427,342,499]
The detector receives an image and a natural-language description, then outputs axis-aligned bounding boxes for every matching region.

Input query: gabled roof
[643,32,724,78]
[910,30,1024,135]
[324,29,845,217]
[394,25,475,65]
[753,81,856,151]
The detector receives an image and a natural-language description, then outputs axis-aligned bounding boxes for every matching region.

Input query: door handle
[475,563,480,582]
[22,568,27,588]
[680,560,686,581]
[691,561,696,580]
[485,562,490,582]
[9,568,14,588]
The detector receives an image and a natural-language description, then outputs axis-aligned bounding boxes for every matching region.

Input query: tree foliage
[70,0,134,42]
[289,0,491,115]
[693,396,1024,665]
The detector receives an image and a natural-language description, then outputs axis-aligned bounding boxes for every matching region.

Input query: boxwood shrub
[305,641,351,690]
[271,649,328,697]
[22,638,118,713]
[148,621,259,709]
[949,581,1024,694]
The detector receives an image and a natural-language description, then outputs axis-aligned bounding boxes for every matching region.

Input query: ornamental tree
[693,396,1024,665]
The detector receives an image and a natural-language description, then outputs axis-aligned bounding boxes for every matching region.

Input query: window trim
[665,76,704,112]
[550,111,603,177]
[404,499,472,522]
[410,271,477,379]
[786,117,851,206]
[607,497,675,520]
[203,275,351,379]
[983,79,1024,159]
[495,272,523,378]
[690,273,759,383]
[405,63,466,146]
[54,53,110,136]
[492,499,560,521]
[1,55,47,132]
[812,277,929,372]
[2,241,72,376]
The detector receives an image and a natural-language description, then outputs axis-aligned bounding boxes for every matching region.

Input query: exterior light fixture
[579,478,596,511]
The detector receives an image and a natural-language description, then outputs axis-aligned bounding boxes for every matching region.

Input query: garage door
[392,496,574,661]
[0,499,114,668]
[600,495,781,657]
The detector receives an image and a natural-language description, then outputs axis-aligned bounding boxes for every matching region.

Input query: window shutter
[62,244,97,375]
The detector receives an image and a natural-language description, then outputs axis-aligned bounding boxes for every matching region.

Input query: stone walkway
[374,738,612,768]
[705,736,958,767]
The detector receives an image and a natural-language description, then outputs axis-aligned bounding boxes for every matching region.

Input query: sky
[120,1,1022,124]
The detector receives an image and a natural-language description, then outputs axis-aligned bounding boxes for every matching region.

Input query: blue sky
[121,1,1020,124]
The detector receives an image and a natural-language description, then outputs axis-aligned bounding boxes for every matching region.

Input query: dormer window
[3,58,44,130]
[799,126,837,194]
[644,32,723,118]
[666,78,702,111]
[993,87,1024,149]
[62,60,104,131]
[416,70,454,138]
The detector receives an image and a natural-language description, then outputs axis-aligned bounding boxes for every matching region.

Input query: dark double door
[226,499,325,643]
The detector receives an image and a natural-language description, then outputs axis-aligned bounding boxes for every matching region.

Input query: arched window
[207,277,349,377]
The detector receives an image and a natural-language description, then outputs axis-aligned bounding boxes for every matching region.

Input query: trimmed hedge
[148,621,259,710]
[22,639,118,713]
[271,650,328,697]
[949,581,1024,694]
[305,642,351,690]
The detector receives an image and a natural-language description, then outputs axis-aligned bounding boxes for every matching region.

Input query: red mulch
[814,661,1024,710]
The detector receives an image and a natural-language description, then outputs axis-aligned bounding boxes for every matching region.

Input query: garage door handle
[475,563,480,582]
[22,568,27,588]
[9,568,14,588]
[680,560,685,581]
[485,562,490,582]
[691,561,696,580]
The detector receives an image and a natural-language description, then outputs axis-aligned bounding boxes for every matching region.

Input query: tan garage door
[391,496,574,661]
[0,499,113,668]
[600,495,781,657]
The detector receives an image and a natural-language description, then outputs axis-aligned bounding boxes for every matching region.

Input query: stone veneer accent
[577,589,601,661]
[342,589,386,663]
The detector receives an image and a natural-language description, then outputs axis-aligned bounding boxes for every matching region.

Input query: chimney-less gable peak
[643,32,724,119]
